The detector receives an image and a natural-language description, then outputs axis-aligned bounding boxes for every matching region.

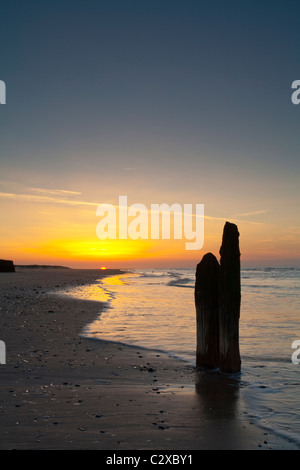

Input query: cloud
[231,210,268,217]
[203,214,265,226]
[0,192,99,207]
[0,180,82,196]
[286,226,300,233]
[0,181,92,207]
[27,187,82,196]
[0,190,267,226]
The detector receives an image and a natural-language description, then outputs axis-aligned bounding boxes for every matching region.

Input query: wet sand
[0,268,297,450]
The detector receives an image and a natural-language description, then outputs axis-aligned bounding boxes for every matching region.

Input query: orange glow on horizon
[0,193,299,267]
[19,236,207,263]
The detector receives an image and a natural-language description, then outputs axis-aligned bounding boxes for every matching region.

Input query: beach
[0,268,298,450]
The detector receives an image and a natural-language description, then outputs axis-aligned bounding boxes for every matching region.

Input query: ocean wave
[242,355,295,364]
[245,411,300,448]
[167,277,194,287]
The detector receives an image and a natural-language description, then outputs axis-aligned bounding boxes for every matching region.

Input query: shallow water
[62,266,300,446]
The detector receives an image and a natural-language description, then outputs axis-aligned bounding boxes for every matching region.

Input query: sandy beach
[0,268,297,450]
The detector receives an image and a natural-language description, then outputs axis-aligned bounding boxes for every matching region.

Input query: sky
[0,0,300,268]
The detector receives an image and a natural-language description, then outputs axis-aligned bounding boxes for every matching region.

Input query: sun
[100,266,107,270]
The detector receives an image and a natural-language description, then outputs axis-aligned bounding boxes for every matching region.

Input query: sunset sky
[0,1,300,268]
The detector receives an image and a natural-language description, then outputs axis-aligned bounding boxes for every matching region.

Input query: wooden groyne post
[195,253,220,370]
[195,222,241,373]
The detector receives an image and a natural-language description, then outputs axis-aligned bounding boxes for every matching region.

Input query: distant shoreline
[15,264,71,269]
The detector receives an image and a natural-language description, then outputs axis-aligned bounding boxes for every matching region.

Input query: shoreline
[0,268,298,450]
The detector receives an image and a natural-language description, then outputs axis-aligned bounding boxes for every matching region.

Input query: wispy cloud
[0,190,268,225]
[286,226,300,233]
[0,181,82,196]
[203,214,266,226]
[0,181,91,207]
[0,192,99,207]
[27,187,82,196]
[231,210,268,217]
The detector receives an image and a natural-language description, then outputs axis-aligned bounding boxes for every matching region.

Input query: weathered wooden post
[195,222,241,373]
[219,222,241,373]
[195,253,220,369]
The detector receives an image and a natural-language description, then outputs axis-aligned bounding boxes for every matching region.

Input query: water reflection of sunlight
[101,275,128,286]
[62,273,136,303]
[62,282,110,303]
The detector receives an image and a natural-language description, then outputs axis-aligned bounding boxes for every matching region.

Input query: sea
[62,266,300,446]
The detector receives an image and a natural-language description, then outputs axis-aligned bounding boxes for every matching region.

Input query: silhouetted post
[219,222,241,373]
[195,253,220,369]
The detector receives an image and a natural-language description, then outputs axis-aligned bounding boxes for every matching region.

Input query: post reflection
[194,369,241,419]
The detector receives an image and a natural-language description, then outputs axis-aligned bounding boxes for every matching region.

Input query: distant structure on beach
[0,259,15,272]
[15,265,70,269]
[195,222,241,373]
